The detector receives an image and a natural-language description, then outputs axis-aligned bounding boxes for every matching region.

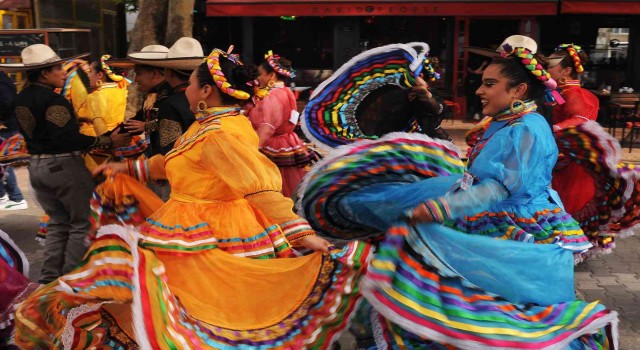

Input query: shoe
[0,199,28,210]
[0,194,8,204]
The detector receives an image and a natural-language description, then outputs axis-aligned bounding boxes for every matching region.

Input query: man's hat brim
[105,58,135,69]
[463,46,500,58]
[0,52,90,73]
[129,57,204,71]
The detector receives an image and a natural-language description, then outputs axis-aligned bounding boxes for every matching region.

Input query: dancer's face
[476,64,526,117]
[257,65,276,88]
[546,53,572,82]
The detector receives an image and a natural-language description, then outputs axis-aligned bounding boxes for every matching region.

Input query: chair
[607,93,640,139]
[622,100,640,152]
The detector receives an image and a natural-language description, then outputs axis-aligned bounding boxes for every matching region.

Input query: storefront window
[587,27,630,89]
[253,17,333,70]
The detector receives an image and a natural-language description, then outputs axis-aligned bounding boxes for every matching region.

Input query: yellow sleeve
[201,130,315,242]
[87,93,109,135]
[148,154,167,180]
[69,75,89,113]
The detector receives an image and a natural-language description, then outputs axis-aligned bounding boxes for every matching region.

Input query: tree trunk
[127,0,170,53]
[164,0,196,46]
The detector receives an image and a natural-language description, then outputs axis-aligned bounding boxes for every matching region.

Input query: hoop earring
[267,80,275,88]
[197,100,208,113]
[558,77,567,85]
[96,79,103,87]
[510,99,526,114]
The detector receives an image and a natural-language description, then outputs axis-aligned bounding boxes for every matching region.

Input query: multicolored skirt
[0,229,39,341]
[297,132,465,241]
[14,225,371,349]
[554,121,640,257]
[261,132,312,168]
[361,223,616,349]
[0,133,29,166]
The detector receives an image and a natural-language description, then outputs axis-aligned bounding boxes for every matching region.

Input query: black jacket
[13,83,100,154]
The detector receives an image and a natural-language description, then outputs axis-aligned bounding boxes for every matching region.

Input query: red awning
[0,0,32,10]
[206,0,558,17]
[561,0,640,14]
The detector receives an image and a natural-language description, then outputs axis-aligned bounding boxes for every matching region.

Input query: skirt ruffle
[360,223,617,350]
[14,225,372,349]
[91,174,299,259]
[297,132,465,241]
[554,121,640,256]
[0,229,38,339]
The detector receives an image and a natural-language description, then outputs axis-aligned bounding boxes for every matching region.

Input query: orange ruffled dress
[248,85,311,197]
[14,106,370,349]
[551,80,599,218]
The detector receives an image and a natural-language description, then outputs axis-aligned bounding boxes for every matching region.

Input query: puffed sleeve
[251,91,286,131]
[554,90,599,130]
[201,129,315,242]
[69,74,89,114]
[86,93,109,135]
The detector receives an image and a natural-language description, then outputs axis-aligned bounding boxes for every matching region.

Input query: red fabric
[552,87,599,128]
[552,87,599,215]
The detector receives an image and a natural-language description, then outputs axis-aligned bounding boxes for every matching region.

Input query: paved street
[1,121,639,348]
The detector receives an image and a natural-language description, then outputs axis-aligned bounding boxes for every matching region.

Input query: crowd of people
[0,32,636,349]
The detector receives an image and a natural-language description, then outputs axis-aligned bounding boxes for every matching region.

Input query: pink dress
[248,87,310,197]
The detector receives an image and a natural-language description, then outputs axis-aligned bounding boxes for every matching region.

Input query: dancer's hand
[297,234,332,253]
[109,127,131,148]
[92,162,128,177]
[124,119,147,133]
[405,203,436,225]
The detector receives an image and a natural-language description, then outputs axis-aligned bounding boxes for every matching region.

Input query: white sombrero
[497,35,563,67]
[0,44,89,73]
[128,38,204,71]
[128,44,170,61]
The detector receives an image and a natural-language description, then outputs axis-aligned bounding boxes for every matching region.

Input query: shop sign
[207,1,557,16]
[0,33,44,56]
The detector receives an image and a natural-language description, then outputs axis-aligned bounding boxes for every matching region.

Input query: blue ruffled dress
[298,109,617,349]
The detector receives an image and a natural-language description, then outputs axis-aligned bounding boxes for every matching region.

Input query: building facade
[197,0,639,117]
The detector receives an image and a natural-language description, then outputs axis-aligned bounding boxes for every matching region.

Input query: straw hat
[128,38,204,70]
[128,44,170,60]
[0,44,89,73]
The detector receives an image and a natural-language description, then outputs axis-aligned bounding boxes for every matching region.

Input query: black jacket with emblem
[132,81,194,156]
[13,83,100,154]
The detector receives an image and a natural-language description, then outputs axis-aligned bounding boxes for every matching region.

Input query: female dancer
[247,51,311,197]
[13,49,370,349]
[299,44,617,348]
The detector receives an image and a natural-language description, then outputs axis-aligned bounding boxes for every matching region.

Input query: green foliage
[113,0,139,13]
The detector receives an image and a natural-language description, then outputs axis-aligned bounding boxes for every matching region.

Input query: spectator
[0,70,27,211]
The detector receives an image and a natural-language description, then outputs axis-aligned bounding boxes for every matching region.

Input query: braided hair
[490,48,554,102]
[260,51,295,81]
[553,44,588,78]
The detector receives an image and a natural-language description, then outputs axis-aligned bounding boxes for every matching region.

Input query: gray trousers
[29,155,94,284]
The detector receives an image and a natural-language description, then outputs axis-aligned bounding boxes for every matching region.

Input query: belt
[30,151,84,159]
